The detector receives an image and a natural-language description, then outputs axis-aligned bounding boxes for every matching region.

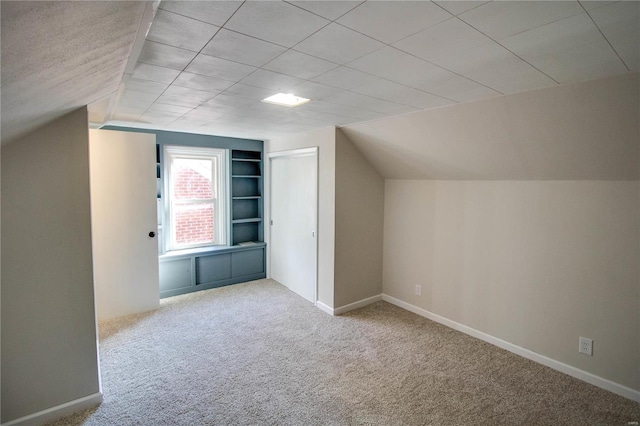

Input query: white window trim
[163,145,227,251]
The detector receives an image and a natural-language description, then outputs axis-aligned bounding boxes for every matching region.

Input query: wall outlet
[579,337,593,356]
[415,285,422,296]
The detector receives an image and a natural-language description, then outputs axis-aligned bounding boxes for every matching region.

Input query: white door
[269,148,318,303]
[89,129,160,321]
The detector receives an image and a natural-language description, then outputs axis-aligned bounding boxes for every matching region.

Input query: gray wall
[1,108,100,422]
[340,73,640,392]
[383,180,639,391]
[334,129,384,307]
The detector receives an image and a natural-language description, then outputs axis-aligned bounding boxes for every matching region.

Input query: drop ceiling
[2,1,639,143]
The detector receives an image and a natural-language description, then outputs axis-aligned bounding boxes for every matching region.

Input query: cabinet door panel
[197,254,232,284]
[159,259,192,292]
[232,249,264,277]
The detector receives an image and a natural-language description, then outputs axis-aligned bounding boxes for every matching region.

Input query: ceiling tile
[294,23,384,64]
[148,103,192,116]
[202,29,287,67]
[124,78,169,96]
[337,1,451,44]
[287,1,362,20]
[348,46,439,80]
[138,41,198,70]
[159,1,242,27]
[204,94,258,109]
[436,42,557,94]
[393,18,491,62]
[459,1,583,40]
[501,12,627,82]
[412,72,501,103]
[173,72,235,92]
[589,1,640,70]
[520,39,627,83]
[225,1,329,47]
[501,13,602,57]
[132,63,181,84]
[311,66,379,89]
[263,50,338,80]
[185,54,256,82]
[346,45,499,102]
[118,93,156,110]
[239,69,305,92]
[156,85,218,108]
[289,81,342,100]
[147,9,219,52]
[578,1,616,11]
[434,1,489,16]
[303,100,385,121]
[351,79,454,109]
[221,83,277,101]
[323,91,416,115]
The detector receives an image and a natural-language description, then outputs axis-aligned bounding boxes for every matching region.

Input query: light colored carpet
[49,279,639,425]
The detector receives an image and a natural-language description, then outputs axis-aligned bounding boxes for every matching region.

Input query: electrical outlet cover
[579,337,593,356]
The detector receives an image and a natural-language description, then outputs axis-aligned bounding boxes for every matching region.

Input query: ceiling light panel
[262,93,310,107]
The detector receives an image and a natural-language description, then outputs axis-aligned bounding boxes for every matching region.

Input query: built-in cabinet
[103,126,266,298]
[231,149,263,246]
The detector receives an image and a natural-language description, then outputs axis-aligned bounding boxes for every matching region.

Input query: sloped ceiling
[0,1,148,143]
[1,0,638,181]
[340,72,639,180]
[107,0,639,140]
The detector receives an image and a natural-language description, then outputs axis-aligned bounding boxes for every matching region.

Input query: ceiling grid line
[139,1,249,123]
[578,1,632,72]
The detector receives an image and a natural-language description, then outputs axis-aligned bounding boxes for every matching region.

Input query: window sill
[159,242,266,261]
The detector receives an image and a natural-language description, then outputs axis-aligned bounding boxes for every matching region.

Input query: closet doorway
[269,148,318,303]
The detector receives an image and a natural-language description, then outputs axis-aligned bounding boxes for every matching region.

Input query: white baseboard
[315,300,334,315]
[334,294,382,315]
[316,294,382,316]
[2,392,103,426]
[381,294,640,403]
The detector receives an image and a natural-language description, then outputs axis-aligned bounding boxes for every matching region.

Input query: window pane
[174,202,214,246]
[172,158,214,200]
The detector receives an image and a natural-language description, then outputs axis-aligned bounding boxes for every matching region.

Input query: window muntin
[165,146,227,250]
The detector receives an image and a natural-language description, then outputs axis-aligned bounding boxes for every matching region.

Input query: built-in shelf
[232,218,262,224]
[231,149,264,246]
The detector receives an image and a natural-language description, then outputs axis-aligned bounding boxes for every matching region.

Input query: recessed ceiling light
[262,93,310,107]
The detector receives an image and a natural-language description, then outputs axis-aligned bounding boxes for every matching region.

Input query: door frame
[267,147,319,304]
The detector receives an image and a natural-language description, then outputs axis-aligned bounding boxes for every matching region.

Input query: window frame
[163,145,228,252]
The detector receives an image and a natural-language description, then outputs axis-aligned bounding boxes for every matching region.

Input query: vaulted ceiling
[1,1,639,144]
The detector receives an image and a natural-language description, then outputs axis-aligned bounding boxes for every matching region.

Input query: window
[164,146,227,250]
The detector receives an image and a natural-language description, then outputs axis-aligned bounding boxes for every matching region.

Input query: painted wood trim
[316,294,383,316]
[381,294,640,403]
[2,392,103,426]
[315,300,334,315]
[334,294,383,315]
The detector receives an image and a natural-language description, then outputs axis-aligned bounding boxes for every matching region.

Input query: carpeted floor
[49,279,639,425]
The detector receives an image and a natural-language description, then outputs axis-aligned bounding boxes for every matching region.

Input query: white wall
[334,129,384,307]
[266,127,336,307]
[383,180,639,391]
[1,108,101,422]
